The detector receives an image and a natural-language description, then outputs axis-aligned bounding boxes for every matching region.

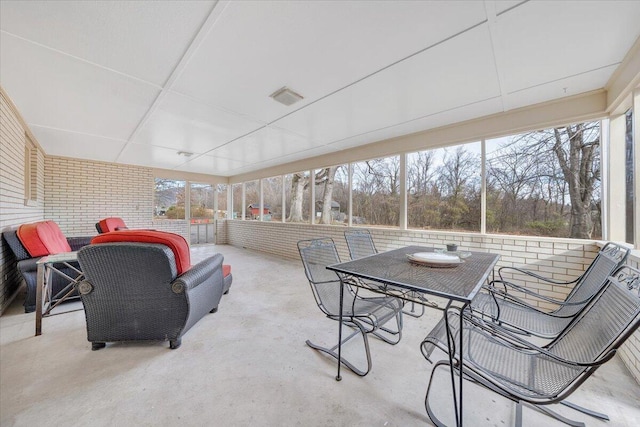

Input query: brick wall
[0,91,45,311]
[225,219,640,384]
[151,219,189,241]
[44,156,154,237]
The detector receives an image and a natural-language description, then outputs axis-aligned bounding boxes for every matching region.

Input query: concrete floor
[1,244,639,426]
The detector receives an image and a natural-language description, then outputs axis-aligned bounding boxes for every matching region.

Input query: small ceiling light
[177,151,194,157]
[269,86,304,106]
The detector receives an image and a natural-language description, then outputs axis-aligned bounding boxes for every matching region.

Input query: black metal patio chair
[470,242,629,339]
[344,229,434,317]
[422,265,640,427]
[297,237,403,377]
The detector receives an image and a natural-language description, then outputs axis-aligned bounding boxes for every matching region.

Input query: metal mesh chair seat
[298,237,403,377]
[423,266,640,426]
[471,243,629,338]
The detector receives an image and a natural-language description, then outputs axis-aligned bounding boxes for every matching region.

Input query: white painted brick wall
[0,92,45,311]
[44,156,154,237]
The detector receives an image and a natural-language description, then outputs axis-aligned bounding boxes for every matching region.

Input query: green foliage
[165,206,185,219]
[525,218,567,235]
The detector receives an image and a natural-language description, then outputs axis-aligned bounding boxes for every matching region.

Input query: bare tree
[437,147,479,229]
[317,166,338,224]
[288,172,308,222]
[503,122,600,238]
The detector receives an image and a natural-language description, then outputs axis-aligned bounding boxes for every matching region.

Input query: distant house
[316,200,341,220]
[247,203,271,220]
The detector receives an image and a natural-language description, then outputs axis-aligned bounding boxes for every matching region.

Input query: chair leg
[91,342,106,351]
[210,307,218,313]
[169,338,182,349]
[373,312,403,345]
[305,322,372,376]
[560,400,609,421]
[403,300,425,318]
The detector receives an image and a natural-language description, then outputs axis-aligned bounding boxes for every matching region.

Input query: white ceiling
[1,0,639,177]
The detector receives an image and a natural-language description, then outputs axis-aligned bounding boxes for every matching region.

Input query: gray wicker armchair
[77,242,225,350]
[3,228,92,313]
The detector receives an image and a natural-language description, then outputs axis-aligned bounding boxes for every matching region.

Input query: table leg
[336,278,344,381]
[458,303,467,427]
[35,262,44,336]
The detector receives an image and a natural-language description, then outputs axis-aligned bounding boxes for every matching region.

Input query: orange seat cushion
[98,217,127,233]
[91,230,191,275]
[17,221,72,257]
[222,264,231,278]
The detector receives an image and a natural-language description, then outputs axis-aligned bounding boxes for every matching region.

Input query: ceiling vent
[269,86,304,106]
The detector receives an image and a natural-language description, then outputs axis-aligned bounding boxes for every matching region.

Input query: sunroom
[1,1,639,426]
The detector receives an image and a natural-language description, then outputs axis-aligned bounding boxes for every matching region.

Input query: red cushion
[17,221,72,257]
[98,217,127,233]
[222,264,231,278]
[91,230,191,275]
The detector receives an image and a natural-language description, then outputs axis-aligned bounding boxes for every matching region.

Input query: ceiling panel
[1,1,639,179]
[118,143,199,170]
[505,64,617,111]
[0,0,215,85]
[223,145,339,177]
[494,0,640,93]
[207,125,317,164]
[326,97,505,153]
[0,34,159,139]
[174,154,247,176]
[29,126,127,162]
[132,91,265,154]
[275,24,500,145]
[172,0,488,123]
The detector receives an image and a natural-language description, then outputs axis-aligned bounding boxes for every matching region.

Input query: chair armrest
[487,279,577,308]
[171,254,224,293]
[17,257,39,274]
[67,236,94,251]
[498,266,580,286]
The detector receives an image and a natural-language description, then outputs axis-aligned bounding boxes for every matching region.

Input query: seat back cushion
[17,221,72,257]
[97,217,128,233]
[91,230,191,275]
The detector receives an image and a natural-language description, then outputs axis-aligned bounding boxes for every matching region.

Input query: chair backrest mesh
[551,266,640,364]
[344,230,377,260]
[556,243,629,316]
[298,238,352,316]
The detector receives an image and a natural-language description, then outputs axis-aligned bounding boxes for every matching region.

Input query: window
[231,183,242,219]
[407,143,481,231]
[625,109,635,244]
[189,183,215,244]
[263,176,283,221]
[285,171,310,222]
[154,179,185,219]
[314,165,347,225]
[216,184,228,219]
[352,156,400,227]
[486,121,601,239]
[244,180,259,219]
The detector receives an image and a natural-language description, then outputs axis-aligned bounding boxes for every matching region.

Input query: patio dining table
[327,245,500,427]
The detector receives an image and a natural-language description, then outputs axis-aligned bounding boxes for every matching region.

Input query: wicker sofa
[3,221,93,313]
[77,230,226,350]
